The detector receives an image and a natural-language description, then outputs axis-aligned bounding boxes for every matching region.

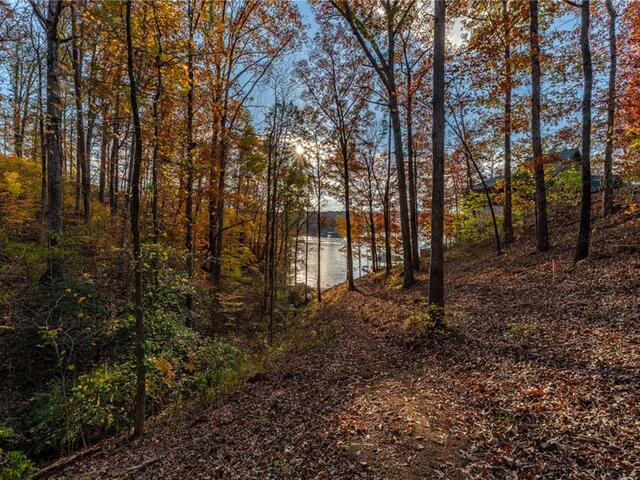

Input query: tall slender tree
[570,0,593,261]
[124,0,145,437]
[329,0,415,288]
[30,0,66,281]
[429,0,446,328]
[70,4,91,228]
[602,0,617,216]
[502,0,514,245]
[299,27,368,291]
[184,0,202,320]
[529,0,549,252]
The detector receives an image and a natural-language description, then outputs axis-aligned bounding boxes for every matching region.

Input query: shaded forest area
[0,0,639,478]
[38,190,640,479]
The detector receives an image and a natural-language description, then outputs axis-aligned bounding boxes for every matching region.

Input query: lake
[292,236,378,290]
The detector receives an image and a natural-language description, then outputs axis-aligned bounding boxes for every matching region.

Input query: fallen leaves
[43,193,640,479]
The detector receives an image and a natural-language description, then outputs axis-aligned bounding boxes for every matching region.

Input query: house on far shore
[470,148,621,196]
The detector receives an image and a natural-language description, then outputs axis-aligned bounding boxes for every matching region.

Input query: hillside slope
[42,195,640,479]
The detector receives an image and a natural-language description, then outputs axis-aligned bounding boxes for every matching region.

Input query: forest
[0,0,638,478]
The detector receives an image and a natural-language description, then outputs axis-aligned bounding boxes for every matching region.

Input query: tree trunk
[98,102,108,203]
[384,17,413,287]
[70,5,91,228]
[185,3,195,321]
[388,79,413,287]
[384,123,392,275]
[317,170,322,302]
[529,0,549,252]
[405,68,420,271]
[341,140,355,291]
[36,47,47,244]
[575,0,592,261]
[368,195,377,272]
[151,9,165,245]
[602,0,617,216]
[502,0,514,245]
[304,211,309,288]
[41,0,65,281]
[212,133,227,285]
[125,0,145,437]
[109,93,121,216]
[429,0,446,328]
[262,140,274,315]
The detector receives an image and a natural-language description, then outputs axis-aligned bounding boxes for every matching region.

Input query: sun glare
[295,144,305,156]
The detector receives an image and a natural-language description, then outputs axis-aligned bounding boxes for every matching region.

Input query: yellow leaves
[2,171,22,197]
[154,356,176,387]
[624,202,638,216]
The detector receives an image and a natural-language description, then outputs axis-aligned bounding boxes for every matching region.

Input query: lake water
[292,236,377,290]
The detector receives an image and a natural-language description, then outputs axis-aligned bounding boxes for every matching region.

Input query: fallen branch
[33,445,100,479]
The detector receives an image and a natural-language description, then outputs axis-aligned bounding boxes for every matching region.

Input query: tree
[529,0,549,252]
[204,0,300,287]
[429,0,446,328]
[184,0,203,319]
[602,0,617,216]
[7,23,36,159]
[447,79,502,256]
[328,0,415,288]
[565,0,592,261]
[124,0,145,437]
[400,16,431,270]
[30,0,66,281]
[70,3,91,228]
[299,26,369,291]
[355,121,386,273]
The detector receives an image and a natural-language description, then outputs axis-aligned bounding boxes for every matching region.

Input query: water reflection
[292,236,378,290]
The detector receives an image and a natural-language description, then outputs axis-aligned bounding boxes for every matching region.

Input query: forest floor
[42,195,640,479]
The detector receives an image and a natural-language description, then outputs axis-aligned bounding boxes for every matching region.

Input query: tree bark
[98,102,108,203]
[388,78,414,287]
[304,210,309,289]
[602,0,616,216]
[70,5,91,228]
[316,154,322,302]
[109,92,121,216]
[367,170,378,272]
[429,0,446,328]
[185,1,196,321]
[35,44,47,243]
[575,0,592,261]
[502,0,514,245]
[405,66,420,271]
[341,139,355,291]
[35,0,65,281]
[151,16,163,245]
[125,0,145,437]
[384,122,392,275]
[529,0,549,252]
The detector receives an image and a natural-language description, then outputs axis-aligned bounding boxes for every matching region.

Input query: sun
[295,144,305,156]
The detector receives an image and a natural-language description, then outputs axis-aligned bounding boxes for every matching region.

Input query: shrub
[28,363,135,454]
[27,316,246,454]
[0,426,35,480]
[451,191,489,243]
[547,166,582,206]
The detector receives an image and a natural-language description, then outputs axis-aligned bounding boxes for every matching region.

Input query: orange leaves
[526,387,546,399]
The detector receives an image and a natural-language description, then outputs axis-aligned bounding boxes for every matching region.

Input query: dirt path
[46,204,640,479]
[48,280,470,479]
